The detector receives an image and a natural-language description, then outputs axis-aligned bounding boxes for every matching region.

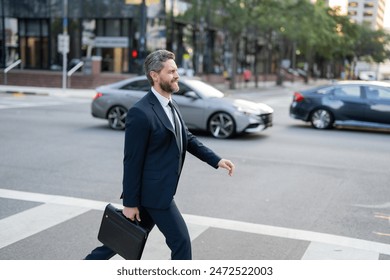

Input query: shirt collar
[151,86,171,107]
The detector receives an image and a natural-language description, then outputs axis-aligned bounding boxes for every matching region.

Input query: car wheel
[208,112,236,139]
[310,109,334,129]
[107,106,127,130]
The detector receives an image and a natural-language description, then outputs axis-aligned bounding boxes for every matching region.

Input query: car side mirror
[184,91,198,99]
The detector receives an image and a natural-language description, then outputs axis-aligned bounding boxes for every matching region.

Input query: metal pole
[139,0,146,54]
[169,0,174,51]
[1,0,6,69]
[62,0,68,92]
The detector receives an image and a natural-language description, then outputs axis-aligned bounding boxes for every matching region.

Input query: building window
[363,11,373,17]
[19,19,49,69]
[348,2,358,7]
[364,3,374,8]
[91,19,133,73]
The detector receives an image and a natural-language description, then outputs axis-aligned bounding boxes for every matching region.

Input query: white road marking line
[301,242,379,260]
[0,188,111,210]
[354,202,390,209]
[1,188,390,258]
[183,214,390,256]
[0,203,89,249]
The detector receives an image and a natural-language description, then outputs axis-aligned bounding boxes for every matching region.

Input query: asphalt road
[0,84,389,260]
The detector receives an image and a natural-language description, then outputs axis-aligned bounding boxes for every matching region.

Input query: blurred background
[0,0,389,89]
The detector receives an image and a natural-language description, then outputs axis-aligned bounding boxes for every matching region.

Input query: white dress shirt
[151,87,183,151]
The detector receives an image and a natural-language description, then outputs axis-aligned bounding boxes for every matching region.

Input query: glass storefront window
[19,19,49,69]
[1,0,216,74]
[27,20,41,36]
[105,20,120,37]
[84,18,133,73]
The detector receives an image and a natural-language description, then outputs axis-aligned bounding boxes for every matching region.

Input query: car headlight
[235,106,261,116]
[233,99,262,115]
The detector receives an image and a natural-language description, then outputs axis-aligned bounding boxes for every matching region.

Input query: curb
[0,86,96,99]
[1,90,49,96]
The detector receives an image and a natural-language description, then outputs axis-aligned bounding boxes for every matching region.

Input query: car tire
[107,105,127,130]
[208,112,236,139]
[310,109,334,129]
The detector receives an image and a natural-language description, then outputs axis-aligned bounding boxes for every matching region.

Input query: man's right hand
[122,206,141,222]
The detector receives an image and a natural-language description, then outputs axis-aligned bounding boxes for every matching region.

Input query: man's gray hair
[144,50,175,85]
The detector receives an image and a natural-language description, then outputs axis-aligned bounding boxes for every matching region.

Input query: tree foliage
[180,0,390,86]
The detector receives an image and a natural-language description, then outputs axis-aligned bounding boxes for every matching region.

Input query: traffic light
[129,49,142,74]
[131,49,138,59]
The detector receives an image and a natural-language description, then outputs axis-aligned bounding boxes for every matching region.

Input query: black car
[289,81,390,130]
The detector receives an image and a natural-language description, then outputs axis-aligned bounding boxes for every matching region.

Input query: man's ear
[150,71,159,83]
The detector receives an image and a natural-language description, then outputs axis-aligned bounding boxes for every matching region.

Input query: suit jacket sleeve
[186,129,221,169]
[122,106,150,207]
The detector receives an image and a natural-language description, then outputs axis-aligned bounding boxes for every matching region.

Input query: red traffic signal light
[131,50,138,58]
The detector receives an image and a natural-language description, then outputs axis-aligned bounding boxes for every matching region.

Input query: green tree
[213,0,256,89]
[179,0,390,85]
[354,24,390,63]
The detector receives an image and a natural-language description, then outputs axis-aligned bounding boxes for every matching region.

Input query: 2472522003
[209,266,273,276]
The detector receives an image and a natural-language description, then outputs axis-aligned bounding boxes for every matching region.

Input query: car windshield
[183,79,224,98]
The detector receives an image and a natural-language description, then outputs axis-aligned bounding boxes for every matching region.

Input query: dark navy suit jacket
[122,90,221,209]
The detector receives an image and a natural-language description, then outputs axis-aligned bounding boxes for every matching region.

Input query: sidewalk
[0,85,96,99]
[0,78,330,99]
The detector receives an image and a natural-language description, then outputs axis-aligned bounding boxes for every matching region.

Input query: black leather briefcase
[98,203,148,260]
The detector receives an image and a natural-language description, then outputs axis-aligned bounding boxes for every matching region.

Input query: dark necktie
[168,101,182,153]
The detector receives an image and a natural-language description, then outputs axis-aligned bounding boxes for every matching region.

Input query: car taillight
[293,92,305,102]
[93,92,103,100]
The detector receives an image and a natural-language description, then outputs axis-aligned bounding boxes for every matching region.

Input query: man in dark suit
[85,50,234,260]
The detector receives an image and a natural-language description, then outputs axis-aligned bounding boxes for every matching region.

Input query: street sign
[58,34,70,54]
[94,36,129,48]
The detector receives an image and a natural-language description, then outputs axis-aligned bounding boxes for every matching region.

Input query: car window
[333,86,361,98]
[174,82,192,96]
[366,86,390,100]
[121,80,150,91]
[318,87,333,94]
[182,79,224,98]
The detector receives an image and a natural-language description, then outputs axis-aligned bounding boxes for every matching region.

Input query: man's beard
[159,78,179,93]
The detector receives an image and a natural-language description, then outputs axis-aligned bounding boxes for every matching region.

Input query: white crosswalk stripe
[1,188,390,260]
[0,203,89,249]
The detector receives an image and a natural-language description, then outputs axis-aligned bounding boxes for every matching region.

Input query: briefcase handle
[114,207,142,227]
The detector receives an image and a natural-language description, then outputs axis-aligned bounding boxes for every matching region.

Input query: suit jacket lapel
[146,91,187,152]
[147,91,175,134]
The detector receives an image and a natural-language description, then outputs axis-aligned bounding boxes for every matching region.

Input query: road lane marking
[0,188,110,210]
[374,212,390,221]
[1,188,390,258]
[373,232,390,237]
[301,242,379,260]
[0,203,89,250]
[183,214,390,256]
[354,202,390,209]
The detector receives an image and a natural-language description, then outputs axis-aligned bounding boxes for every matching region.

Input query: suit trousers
[84,200,191,260]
